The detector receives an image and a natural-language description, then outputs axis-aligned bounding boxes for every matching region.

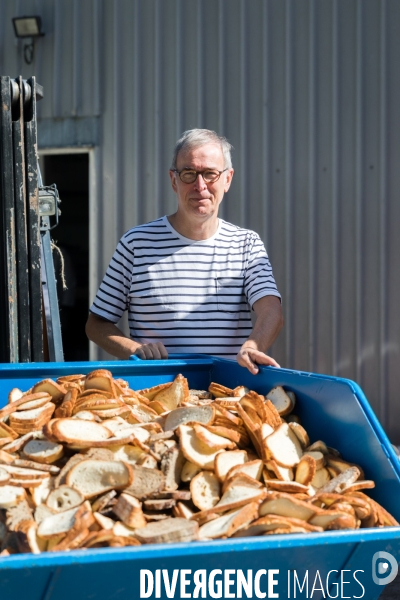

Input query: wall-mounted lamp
[12,16,45,65]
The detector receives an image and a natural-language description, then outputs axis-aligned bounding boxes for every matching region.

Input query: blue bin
[0,355,398,600]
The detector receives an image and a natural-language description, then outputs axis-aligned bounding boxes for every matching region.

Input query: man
[86,129,283,374]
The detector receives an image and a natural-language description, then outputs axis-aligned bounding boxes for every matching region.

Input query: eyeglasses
[173,168,228,184]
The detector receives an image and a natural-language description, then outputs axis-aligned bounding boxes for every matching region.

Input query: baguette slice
[66,459,133,499]
[134,517,198,544]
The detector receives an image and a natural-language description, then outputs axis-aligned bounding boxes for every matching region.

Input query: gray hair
[171,129,233,170]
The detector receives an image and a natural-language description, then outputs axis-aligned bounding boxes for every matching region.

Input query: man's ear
[223,168,234,193]
[169,170,178,193]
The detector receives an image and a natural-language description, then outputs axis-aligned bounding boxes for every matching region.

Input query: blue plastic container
[0,355,398,600]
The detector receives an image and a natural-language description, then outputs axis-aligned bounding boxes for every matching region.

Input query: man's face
[169,143,234,221]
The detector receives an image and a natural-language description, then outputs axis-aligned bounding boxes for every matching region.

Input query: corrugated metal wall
[1,0,400,441]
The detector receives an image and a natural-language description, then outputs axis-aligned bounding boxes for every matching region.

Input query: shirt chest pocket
[215,276,246,314]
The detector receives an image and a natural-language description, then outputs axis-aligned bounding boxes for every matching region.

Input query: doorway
[39,151,90,361]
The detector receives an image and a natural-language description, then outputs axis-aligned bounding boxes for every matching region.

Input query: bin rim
[0,526,399,570]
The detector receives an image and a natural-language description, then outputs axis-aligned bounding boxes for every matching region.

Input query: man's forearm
[242,296,284,352]
[85,314,141,359]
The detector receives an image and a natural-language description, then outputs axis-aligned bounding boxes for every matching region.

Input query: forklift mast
[0,76,63,363]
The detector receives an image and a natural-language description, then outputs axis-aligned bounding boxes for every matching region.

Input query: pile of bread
[0,369,396,554]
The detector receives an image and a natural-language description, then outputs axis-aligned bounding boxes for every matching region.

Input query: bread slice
[225,459,263,483]
[55,388,79,419]
[179,425,224,470]
[198,502,259,540]
[190,471,221,510]
[93,511,116,530]
[288,422,310,448]
[109,444,147,466]
[193,425,236,450]
[66,459,133,498]
[113,493,147,528]
[259,493,316,521]
[160,446,185,491]
[214,450,248,482]
[263,480,310,493]
[22,439,64,464]
[134,517,198,544]
[152,374,189,411]
[265,460,294,482]
[208,383,233,398]
[0,485,26,509]
[84,370,115,393]
[264,423,303,467]
[232,386,250,398]
[295,455,317,486]
[46,485,85,512]
[180,461,202,482]
[136,382,173,401]
[52,419,112,443]
[233,514,323,538]
[318,467,360,494]
[124,466,165,499]
[15,395,51,412]
[203,425,240,444]
[164,406,215,432]
[8,388,24,403]
[265,386,295,416]
[90,490,117,513]
[311,467,331,489]
[38,500,93,539]
[32,380,67,403]
[9,403,55,424]
[0,422,19,441]
[194,483,265,519]
[0,450,15,465]
[127,404,159,424]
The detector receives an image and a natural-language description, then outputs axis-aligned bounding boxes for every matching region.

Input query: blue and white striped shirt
[90,216,281,358]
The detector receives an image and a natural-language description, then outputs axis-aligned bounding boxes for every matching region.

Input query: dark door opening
[41,153,89,361]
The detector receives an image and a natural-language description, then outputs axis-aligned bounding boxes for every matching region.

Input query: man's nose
[193,173,208,191]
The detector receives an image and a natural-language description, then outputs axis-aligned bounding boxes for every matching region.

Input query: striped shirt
[90,216,281,358]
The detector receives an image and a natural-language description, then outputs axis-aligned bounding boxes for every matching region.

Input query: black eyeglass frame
[172,168,229,184]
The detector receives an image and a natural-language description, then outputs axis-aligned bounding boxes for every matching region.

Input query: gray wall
[1,0,400,441]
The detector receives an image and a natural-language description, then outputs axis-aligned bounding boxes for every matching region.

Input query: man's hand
[134,342,168,360]
[237,346,280,375]
[236,296,283,374]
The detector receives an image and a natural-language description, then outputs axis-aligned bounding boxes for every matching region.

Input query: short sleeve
[89,238,134,323]
[244,234,281,308]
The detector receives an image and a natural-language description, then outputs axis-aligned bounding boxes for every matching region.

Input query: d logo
[372,551,398,585]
